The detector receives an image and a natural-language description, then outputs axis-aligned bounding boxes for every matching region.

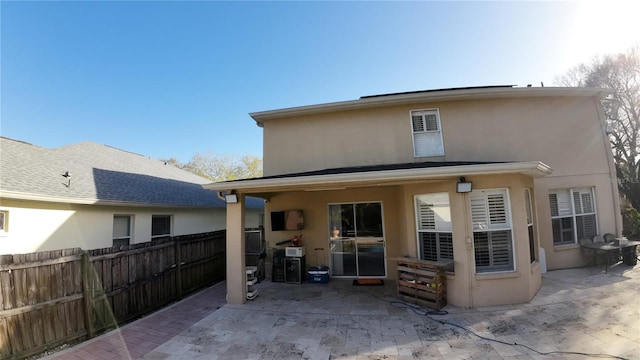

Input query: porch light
[456,177,472,193]
[224,192,238,203]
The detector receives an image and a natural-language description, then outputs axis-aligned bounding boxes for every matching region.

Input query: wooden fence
[0,231,226,360]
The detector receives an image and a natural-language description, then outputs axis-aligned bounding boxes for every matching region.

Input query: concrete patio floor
[46,263,640,360]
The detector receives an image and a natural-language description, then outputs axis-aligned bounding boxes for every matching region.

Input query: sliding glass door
[329,202,386,277]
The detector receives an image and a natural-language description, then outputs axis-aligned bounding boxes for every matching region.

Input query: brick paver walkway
[45,281,226,360]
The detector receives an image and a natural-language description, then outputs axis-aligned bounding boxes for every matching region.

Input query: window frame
[524,188,536,263]
[549,187,598,246]
[414,193,454,263]
[113,215,133,247]
[151,214,173,238]
[470,188,515,274]
[410,108,445,157]
[0,210,8,235]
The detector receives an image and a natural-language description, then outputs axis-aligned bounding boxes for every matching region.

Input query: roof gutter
[0,191,215,208]
[203,161,552,193]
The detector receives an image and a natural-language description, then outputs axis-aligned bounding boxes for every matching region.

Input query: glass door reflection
[329,202,385,277]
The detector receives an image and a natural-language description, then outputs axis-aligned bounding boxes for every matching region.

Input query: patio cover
[203,160,552,195]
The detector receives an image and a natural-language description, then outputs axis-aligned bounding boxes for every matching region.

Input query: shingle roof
[0,137,263,209]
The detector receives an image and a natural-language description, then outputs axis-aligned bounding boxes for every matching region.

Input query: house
[0,137,264,255]
[204,85,622,307]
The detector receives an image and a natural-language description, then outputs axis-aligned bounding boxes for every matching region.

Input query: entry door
[328,202,386,277]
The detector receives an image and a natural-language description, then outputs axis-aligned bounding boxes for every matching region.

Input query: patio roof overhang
[203,161,552,198]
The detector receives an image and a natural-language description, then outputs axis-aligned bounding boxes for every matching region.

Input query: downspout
[461,192,474,308]
[596,96,623,235]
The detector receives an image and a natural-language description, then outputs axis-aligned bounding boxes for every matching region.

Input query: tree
[556,47,640,210]
[164,153,263,181]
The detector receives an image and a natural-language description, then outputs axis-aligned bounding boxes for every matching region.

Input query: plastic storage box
[307,266,330,283]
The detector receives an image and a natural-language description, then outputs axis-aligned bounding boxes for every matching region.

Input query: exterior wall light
[456,177,472,193]
[224,192,238,204]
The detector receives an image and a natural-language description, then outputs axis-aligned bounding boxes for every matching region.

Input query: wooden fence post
[175,239,183,299]
[81,251,95,339]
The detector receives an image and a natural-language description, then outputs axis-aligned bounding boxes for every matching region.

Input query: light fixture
[224,192,238,204]
[456,176,472,193]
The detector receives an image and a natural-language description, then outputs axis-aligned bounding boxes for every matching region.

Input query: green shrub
[623,208,640,237]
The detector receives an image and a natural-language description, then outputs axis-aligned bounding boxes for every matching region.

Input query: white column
[226,194,246,304]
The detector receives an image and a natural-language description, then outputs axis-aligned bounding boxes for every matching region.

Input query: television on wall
[271,210,304,231]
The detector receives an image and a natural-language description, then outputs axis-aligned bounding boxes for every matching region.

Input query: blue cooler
[307,265,330,283]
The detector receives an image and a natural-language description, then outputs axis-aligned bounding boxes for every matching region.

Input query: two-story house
[205,86,621,308]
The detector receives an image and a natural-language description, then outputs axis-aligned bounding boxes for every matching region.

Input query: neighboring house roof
[204,160,552,193]
[0,137,264,209]
[249,85,611,125]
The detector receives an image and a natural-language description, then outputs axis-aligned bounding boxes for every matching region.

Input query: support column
[226,193,246,304]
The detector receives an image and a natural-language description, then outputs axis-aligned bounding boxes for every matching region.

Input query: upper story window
[549,188,597,246]
[152,215,172,238]
[113,215,132,247]
[411,109,444,157]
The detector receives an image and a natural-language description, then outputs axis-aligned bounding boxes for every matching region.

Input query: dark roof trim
[360,85,516,99]
[254,161,503,181]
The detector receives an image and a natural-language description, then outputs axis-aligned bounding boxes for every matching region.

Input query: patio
[47,264,640,360]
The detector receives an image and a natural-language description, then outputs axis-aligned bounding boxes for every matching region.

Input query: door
[329,202,386,277]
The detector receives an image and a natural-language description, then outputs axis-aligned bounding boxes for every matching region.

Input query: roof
[204,160,552,194]
[0,137,264,209]
[249,86,611,125]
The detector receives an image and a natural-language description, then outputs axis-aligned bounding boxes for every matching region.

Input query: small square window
[0,211,8,233]
[152,215,172,238]
[113,215,132,246]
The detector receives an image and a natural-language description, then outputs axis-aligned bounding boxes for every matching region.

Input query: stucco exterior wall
[0,199,263,255]
[261,173,541,308]
[263,96,609,177]
[261,94,620,277]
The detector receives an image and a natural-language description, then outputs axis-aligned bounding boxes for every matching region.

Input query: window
[0,211,8,234]
[113,215,132,247]
[415,193,453,262]
[152,215,172,238]
[470,189,514,273]
[549,188,597,246]
[524,189,536,263]
[411,109,444,157]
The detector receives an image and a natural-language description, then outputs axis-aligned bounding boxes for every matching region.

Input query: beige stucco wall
[261,94,620,275]
[258,173,542,308]
[263,97,609,177]
[0,198,263,255]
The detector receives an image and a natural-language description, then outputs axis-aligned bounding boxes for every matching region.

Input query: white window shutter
[554,190,573,216]
[487,193,508,227]
[470,192,488,230]
[412,115,425,132]
[418,203,436,230]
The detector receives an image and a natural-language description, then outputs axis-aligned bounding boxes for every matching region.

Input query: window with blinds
[549,188,597,245]
[411,109,444,157]
[415,193,453,264]
[113,215,132,247]
[470,189,514,273]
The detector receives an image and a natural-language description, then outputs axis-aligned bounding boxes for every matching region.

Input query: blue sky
[2,1,638,162]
